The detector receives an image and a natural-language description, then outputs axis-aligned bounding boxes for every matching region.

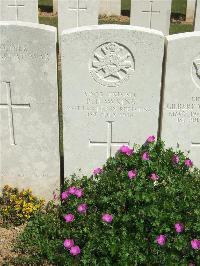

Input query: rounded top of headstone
[0,21,57,33]
[61,24,164,37]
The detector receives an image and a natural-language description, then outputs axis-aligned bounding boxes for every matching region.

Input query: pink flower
[142,152,150,161]
[77,203,88,214]
[70,245,81,256]
[185,159,193,168]
[149,173,160,181]
[188,263,196,266]
[172,155,179,164]
[64,239,74,249]
[61,191,69,200]
[75,188,84,198]
[119,145,133,156]
[191,239,200,250]
[93,167,103,175]
[128,169,137,179]
[102,213,113,223]
[64,214,75,223]
[174,223,184,233]
[156,235,167,246]
[68,186,77,195]
[146,135,155,143]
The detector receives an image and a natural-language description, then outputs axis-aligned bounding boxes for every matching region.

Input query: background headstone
[61,25,164,177]
[194,0,200,30]
[0,0,38,23]
[130,0,172,35]
[161,32,200,168]
[58,0,99,36]
[186,0,196,23]
[99,0,121,16]
[53,0,58,13]
[0,22,59,199]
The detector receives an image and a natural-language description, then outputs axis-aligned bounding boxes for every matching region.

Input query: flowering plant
[0,185,44,225]
[14,138,200,265]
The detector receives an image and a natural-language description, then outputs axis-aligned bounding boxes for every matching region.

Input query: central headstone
[0,22,59,199]
[58,0,99,36]
[0,0,38,23]
[130,0,172,35]
[61,25,164,176]
[161,32,200,168]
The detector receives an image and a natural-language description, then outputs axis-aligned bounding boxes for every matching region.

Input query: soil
[0,220,25,264]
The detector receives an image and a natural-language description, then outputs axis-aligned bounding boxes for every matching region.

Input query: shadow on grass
[38,4,53,13]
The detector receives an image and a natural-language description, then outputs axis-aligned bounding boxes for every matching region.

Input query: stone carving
[192,58,200,88]
[89,42,135,87]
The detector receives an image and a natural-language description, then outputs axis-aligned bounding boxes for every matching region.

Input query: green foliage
[0,185,45,226]
[13,139,200,265]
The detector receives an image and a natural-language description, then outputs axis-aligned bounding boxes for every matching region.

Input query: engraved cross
[142,0,160,28]
[89,121,130,158]
[0,81,30,145]
[68,0,87,27]
[191,142,200,150]
[7,0,25,21]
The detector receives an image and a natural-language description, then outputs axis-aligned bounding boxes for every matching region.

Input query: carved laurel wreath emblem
[89,42,135,87]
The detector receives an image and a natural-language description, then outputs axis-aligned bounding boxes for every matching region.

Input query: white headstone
[161,32,200,168]
[186,0,196,23]
[130,0,172,35]
[61,25,164,177]
[0,0,38,23]
[99,0,121,16]
[53,0,58,13]
[194,0,200,30]
[0,22,59,199]
[58,0,99,36]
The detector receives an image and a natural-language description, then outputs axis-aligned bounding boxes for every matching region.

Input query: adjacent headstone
[186,0,196,23]
[161,32,200,168]
[130,0,172,35]
[0,22,59,199]
[99,0,121,16]
[58,0,99,36]
[0,0,38,23]
[194,0,200,30]
[53,0,58,13]
[61,25,164,177]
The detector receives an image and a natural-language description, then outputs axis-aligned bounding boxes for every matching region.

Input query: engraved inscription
[142,0,160,28]
[89,42,135,87]
[166,97,200,123]
[0,81,30,145]
[89,121,129,158]
[68,0,87,27]
[192,58,200,89]
[66,90,151,119]
[0,41,50,61]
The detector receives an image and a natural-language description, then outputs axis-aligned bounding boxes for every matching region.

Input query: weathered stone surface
[61,25,164,177]
[186,0,196,23]
[0,0,38,23]
[0,22,59,199]
[58,0,99,35]
[195,0,200,31]
[99,0,121,16]
[161,32,200,168]
[130,0,172,35]
[53,0,58,13]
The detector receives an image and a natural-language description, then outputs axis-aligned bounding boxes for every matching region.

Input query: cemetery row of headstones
[0,0,200,35]
[0,22,200,199]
